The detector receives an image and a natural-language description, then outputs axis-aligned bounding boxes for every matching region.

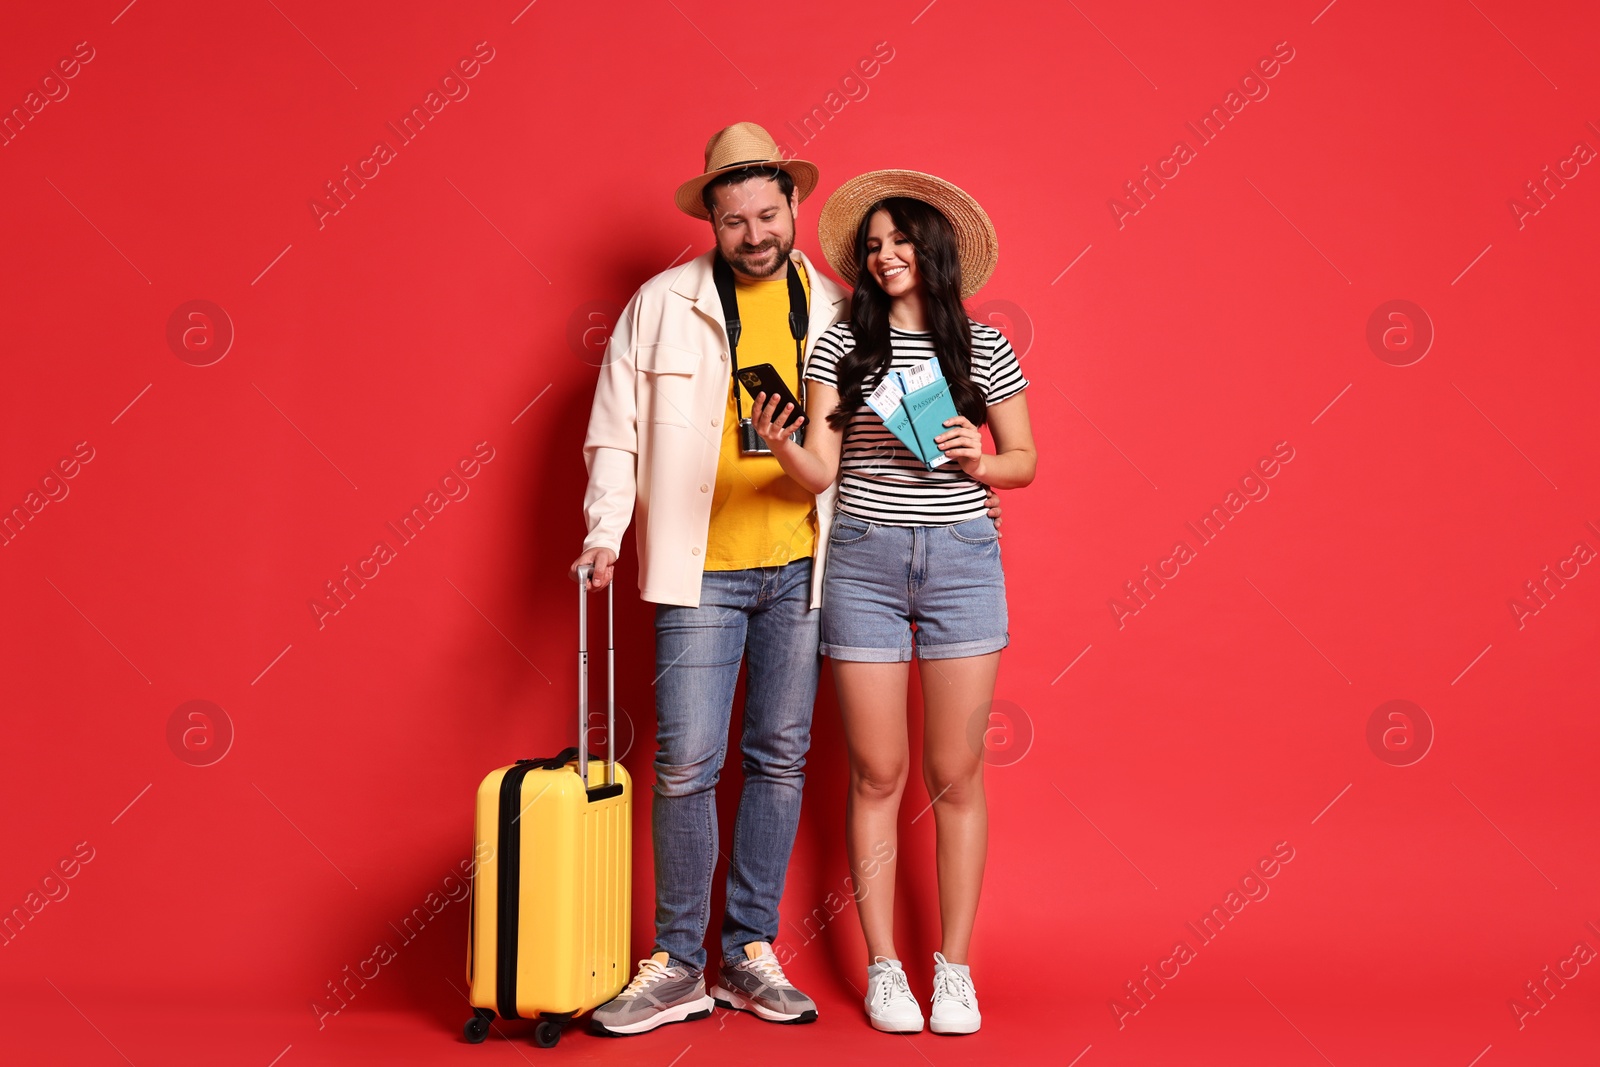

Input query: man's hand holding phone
[749,392,805,456]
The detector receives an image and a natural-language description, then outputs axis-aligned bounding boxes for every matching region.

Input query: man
[569,122,998,1035]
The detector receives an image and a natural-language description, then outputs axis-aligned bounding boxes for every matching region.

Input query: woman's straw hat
[675,122,819,220]
[817,169,998,299]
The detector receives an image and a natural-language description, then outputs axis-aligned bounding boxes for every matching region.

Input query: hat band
[715,158,783,171]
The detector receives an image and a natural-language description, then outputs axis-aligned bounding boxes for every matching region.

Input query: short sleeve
[982,327,1029,405]
[804,322,852,388]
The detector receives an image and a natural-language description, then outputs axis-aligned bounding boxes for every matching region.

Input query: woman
[750,170,1036,1035]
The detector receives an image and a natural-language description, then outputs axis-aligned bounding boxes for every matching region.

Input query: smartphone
[737,363,803,417]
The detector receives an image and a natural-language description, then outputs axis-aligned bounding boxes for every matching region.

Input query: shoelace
[746,951,794,988]
[871,962,915,1009]
[620,957,673,997]
[932,966,976,1010]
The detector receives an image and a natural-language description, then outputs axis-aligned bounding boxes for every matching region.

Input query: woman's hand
[935,415,988,479]
[749,391,805,454]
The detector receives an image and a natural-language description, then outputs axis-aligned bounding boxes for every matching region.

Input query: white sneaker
[864,956,923,1033]
[929,952,981,1034]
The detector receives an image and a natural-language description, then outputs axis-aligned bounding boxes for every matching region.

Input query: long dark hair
[826,197,987,431]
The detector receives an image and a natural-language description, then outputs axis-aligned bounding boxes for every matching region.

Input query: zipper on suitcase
[494,759,538,1020]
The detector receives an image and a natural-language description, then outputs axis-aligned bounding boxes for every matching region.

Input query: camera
[738,418,805,457]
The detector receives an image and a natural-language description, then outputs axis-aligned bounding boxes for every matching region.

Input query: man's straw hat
[675,122,819,220]
[817,169,998,299]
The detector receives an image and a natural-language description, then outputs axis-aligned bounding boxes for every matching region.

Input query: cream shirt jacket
[580,249,850,608]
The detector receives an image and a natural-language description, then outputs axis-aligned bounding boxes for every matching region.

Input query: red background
[3,1,1597,1064]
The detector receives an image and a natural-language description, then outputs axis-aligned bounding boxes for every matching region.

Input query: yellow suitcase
[464,567,631,1049]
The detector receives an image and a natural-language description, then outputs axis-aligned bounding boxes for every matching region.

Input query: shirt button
[710,418,719,427]
[699,484,709,492]
[691,547,701,556]
[720,353,728,362]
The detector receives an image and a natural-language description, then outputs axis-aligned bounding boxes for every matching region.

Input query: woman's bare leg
[916,652,1000,964]
[833,659,911,962]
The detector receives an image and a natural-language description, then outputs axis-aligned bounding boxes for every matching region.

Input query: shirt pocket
[637,343,702,427]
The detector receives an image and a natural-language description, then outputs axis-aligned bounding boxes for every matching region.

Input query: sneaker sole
[590,994,714,1036]
[868,1014,924,1034]
[930,1017,982,1035]
[709,985,818,1024]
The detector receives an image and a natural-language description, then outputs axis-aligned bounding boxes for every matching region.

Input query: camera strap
[711,252,809,425]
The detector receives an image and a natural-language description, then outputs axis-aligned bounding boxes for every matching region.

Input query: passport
[865,357,958,470]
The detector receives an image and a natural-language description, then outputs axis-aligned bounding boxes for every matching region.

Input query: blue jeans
[651,557,820,973]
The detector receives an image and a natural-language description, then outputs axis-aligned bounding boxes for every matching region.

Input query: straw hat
[675,122,819,220]
[817,169,998,299]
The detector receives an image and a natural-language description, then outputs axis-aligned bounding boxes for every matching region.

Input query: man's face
[708,176,798,280]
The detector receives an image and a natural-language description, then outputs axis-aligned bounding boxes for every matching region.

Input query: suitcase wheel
[533,1019,562,1048]
[463,1008,494,1044]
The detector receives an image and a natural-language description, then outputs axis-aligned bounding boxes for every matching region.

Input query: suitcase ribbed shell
[466,759,631,1018]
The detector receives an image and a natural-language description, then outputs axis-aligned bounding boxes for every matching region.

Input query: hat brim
[816,170,998,300]
[675,159,820,220]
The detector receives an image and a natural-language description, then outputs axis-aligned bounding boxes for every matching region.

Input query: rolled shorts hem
[818,641,913,663]
[819,633,1008,662]
[916,633,1010,660]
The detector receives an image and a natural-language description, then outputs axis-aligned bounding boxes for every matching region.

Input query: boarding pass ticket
[898,355,942,393]
[866,373,906,420]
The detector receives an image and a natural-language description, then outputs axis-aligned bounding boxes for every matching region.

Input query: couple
[569,122,1037,1037]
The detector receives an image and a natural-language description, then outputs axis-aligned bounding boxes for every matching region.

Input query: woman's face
[864,209,920,299]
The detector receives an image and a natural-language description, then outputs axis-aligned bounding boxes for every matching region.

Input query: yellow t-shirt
[703,264,818,571]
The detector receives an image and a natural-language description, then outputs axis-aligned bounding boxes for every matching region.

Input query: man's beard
[725,235,793,277]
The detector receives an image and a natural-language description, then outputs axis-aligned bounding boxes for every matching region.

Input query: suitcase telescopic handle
[574,564,616,789]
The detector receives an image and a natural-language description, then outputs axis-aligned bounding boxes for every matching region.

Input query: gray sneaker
[591,952,714,1036]
[710,941,818,1024]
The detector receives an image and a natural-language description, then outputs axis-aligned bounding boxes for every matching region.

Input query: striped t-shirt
[804,320,1029,525]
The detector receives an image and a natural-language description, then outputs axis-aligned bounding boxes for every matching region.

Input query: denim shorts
[819,513,1009,662]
